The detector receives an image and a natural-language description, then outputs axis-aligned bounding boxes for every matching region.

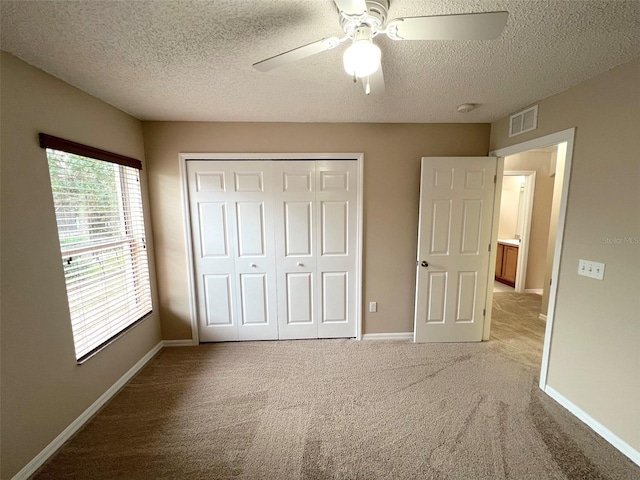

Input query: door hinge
[550,278,553,286]
[482,308,486,317]
[494,174,497,184]
[488,244,491,252]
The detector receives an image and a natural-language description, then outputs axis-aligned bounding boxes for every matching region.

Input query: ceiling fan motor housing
[353,25,374,43]
[340,0,389,37]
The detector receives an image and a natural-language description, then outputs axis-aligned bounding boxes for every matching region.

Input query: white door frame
[485,128,575,390]
[179,152,365,344]
[501,170,536,293]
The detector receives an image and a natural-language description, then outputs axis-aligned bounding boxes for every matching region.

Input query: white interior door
[316,161,357,338]
[188,158,358,342]
[414,157,497,342]
[274,161,318,339]
[187,161,278,341]
[273,160,357,339]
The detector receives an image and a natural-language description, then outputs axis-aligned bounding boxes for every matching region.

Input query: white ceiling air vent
[509,105,538,137]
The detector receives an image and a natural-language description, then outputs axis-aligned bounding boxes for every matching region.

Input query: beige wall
[142,122,490,339]
[0,52,162,478]
[497,176,521,240]
[491,59,640,452]
[504,151,555,290]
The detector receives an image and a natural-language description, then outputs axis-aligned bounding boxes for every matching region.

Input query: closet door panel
[274,161,317,339]
[188,161,278,342]
[285,272,314,324]
[320,201,348,256]
[235,202,266,257]
[203,274,234,326]
[284,201,313,256]
[231,162,278,341]
[189,159,358,342]
[322,272,348,322]
[187,163,239,341]
[316,161,357,338]
[239,273,268,324]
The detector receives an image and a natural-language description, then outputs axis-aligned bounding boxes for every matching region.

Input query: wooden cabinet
[495,242,518,287]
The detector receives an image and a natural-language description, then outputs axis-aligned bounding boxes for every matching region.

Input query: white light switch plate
[369,302,377,313]
[578,259,605,280]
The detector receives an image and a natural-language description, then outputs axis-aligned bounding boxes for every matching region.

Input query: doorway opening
[494,170,536,293]
[484,129,575,390]
[491,151,556,368]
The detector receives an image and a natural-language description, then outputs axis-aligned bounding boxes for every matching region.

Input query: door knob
[250,263,257,268]
[297,262,304,267]
[420,261,429,268]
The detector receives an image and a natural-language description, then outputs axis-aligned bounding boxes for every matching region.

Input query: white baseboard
[544,385,640,467]
[361,332,413,341]
[539,313,547,322]
[163,339,197,347]
[12,341,164,480]
[525,288,544,295]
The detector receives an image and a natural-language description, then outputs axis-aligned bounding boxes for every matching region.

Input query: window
[40,134,152,361]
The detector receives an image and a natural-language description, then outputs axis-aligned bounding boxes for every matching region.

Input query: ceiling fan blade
[386,11,508,41]
[334,0,367,16]
[253,37,341,72]
[362,65,385,95]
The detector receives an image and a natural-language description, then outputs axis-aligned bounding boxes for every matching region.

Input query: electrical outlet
[578,259,605,280]
[369,301,377,313]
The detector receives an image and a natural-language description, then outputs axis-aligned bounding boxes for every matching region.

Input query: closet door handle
[297,262,304,267]
[250,263,257,268]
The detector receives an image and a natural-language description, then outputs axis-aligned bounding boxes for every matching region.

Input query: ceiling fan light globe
[343,40,381,78]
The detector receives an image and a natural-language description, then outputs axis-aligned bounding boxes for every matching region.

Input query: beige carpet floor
[33,295,639,479]
[490,292,546,368]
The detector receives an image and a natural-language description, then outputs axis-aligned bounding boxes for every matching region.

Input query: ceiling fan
[253,0,508,95]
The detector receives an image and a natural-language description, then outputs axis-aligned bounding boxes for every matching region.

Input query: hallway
[490,292,545,368]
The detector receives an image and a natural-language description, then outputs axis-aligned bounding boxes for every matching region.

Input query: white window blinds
[41,134,152,361]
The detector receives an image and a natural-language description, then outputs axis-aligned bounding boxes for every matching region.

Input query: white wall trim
[178,154,201,345]
[539,139,571,390]
[163,339,197,347]
[490,128,575,391]
[362,332,413,341]
[12,341,164,480]
[525,288,544,295]
[545,385,640,467]
[356,154,364,340]
[483,156,503,341]
[489,128,574,158]
[178,153,365,342]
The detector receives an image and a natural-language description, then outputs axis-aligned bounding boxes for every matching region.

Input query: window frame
[40,133,153,363]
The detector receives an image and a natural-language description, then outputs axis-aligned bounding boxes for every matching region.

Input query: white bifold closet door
[274,161,357,339]
[187,161,278,341]
[187,159,357,342]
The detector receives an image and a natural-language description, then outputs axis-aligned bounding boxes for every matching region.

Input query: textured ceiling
[1,0,639,123]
